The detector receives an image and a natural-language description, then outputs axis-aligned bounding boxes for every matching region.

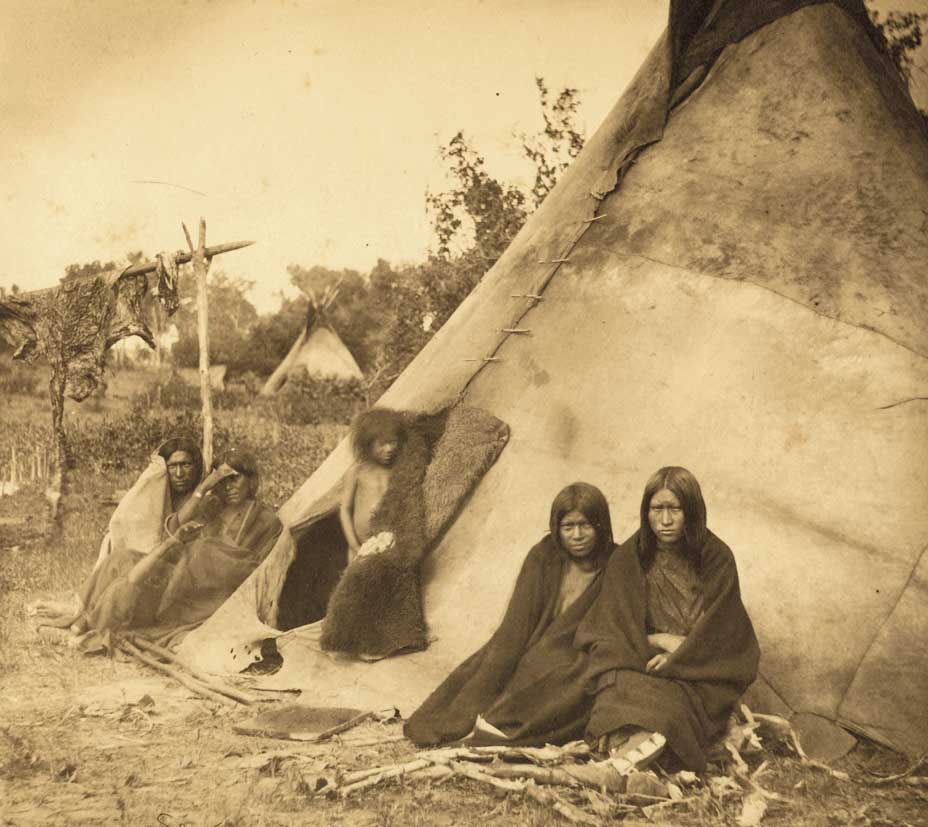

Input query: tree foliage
[868,5,928,127]
[171,271,260,372]
[520,77,585,208]
[426,134,528,262]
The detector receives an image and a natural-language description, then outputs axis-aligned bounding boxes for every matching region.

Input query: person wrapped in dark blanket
[404,482,617,747]
[576,466,760,771]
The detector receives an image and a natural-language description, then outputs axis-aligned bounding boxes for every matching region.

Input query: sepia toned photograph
[2,1,927,824]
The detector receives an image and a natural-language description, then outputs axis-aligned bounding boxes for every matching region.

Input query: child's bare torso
[352,462,392,544]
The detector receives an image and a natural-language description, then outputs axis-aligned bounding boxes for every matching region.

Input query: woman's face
[558,509,597,560]
[166,450,198,494]
[218,473,252,505]
[648,488,685,545]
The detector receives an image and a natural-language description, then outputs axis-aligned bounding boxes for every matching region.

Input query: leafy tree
[868,5,928,126]
[426,133,529,262]
[286,264,382,371]
[360,78,586,393]
[171,271,259,373]
[236,294,308,378]
[520,77,586,208]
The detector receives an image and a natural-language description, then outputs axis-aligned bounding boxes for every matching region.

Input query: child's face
[371,437,399,466]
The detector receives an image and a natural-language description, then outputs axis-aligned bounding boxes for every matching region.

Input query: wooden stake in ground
[183,218,214,470]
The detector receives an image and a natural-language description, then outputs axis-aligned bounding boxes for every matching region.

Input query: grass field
[1,381,927,827]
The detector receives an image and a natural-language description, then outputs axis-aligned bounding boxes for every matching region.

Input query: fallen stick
[127,635,256,705]
[641,794,702,817]
[339,758,431,796]
[117,639,235,707]
[468,743,590,764]
[418,747,495,764]
[478,764,580,787]
[410,764,453,782]
[863,755,926,786]
[314,710,375,742]
[751,710,850,782]
[447,760,524,792]
[524,784,599,826]
[341,765,394,786]
[338,734,407,748]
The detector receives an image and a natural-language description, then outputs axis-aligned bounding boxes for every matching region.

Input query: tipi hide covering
[182,0,928,755]
[261,304,362,395]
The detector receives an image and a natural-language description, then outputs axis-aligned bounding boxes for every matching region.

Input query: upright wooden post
[185,218,214,470]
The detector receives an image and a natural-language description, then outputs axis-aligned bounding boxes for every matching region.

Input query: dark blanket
[576,530,760,771]
[80,501,282,646]
[317,404,509,658]
[404,536,615,747]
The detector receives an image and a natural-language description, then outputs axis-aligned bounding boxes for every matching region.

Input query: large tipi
[260,285,363,395]
[182,0,928,755]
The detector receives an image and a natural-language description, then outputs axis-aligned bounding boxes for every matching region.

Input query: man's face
[166,450,197,494]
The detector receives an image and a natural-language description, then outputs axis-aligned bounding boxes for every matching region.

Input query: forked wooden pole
[184,219,214,470]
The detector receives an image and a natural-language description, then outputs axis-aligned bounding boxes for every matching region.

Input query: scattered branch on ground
[116,637,240,707]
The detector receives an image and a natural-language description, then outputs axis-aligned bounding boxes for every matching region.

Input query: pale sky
[1,0,665,311]
[2,0,925,312]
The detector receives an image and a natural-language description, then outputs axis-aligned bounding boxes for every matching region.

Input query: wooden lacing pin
[537,258,570,264]
[583,214,607,223]
[463,357,503,363]
[499,328,531,335]
[511,293,544,301]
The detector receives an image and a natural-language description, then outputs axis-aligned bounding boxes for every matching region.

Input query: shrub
[0,362,45,397]
[272,373,366,426]
[64,396,347,507]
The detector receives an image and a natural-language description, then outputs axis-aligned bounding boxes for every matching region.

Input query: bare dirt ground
[4,566,927,827]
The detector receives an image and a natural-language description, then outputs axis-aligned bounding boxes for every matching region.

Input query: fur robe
[576,530,760,771]
[318,405,509,658]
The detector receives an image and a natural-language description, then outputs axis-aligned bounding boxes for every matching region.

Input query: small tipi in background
[260,283,362,395]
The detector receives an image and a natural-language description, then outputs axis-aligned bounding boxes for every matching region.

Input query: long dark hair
[637,466,708,572]
[350,408,407,462]
[549,482,614,569]
[157,436,204,483]
[221,451,260,499]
